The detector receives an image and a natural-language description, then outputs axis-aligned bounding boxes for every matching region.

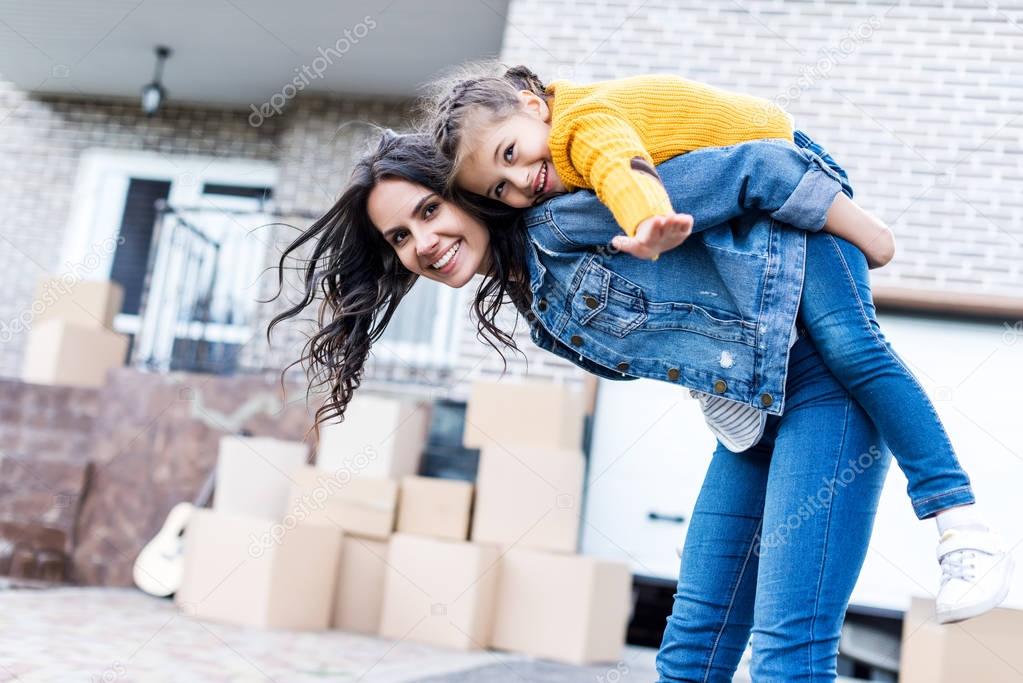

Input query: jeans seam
[823,235,966,498]
[702,520,761,683]
[807,397,850,680]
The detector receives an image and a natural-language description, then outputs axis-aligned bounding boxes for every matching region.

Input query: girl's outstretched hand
[612,212,694,261]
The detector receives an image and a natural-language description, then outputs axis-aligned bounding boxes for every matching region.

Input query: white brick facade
[499,0,1023,295]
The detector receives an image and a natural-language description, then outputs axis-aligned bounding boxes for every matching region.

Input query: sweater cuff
[608,173,675,236]
[769,152,845,232]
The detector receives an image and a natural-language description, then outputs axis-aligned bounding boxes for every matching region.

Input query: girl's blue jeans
[800,234,975,518]
[794,129,975,519]
[656,323,892,682]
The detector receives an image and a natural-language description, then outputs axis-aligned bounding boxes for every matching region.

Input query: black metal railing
[132,201,288,374]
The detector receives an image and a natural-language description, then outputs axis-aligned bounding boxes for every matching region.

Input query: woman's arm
[543,139,847,248]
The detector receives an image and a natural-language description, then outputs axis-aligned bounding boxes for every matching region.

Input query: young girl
[423,63,1013,623]
[428,65,893,264]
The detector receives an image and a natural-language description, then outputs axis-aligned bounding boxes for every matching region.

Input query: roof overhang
[0,0,509,108]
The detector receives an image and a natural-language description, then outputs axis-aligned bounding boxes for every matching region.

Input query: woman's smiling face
[368,178,492,288]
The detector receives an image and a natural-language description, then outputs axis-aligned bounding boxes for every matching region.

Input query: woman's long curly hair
[267,130,532,431]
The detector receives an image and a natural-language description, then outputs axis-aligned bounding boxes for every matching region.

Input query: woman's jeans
[656,323,891,682]
[792,129,975,519]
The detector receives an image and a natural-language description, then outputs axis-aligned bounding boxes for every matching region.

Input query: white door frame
[62,148,278,273]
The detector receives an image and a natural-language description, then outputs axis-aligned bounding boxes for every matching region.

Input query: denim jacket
[520,139,847,416]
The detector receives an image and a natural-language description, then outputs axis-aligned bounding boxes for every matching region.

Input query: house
[1,0,1021,679]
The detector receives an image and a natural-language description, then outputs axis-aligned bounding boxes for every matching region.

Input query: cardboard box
[471,446,583,553]
[32,277,124,329]
[21,318,129,388]
[316,393,431,480]
[332,537,389,634]
[397,476,473,541]
[214,436,309,522]
[175,509,342,630]
[463,381,586,451]
[378,533,499,650]
[490,548,632,665]
[899,597,1023,682]
[287,465,397,540]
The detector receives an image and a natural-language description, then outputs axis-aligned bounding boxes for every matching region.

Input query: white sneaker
[935,528,1015,624]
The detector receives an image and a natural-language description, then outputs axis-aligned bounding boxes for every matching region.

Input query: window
[62,150,278,373]
[375,278,465,369]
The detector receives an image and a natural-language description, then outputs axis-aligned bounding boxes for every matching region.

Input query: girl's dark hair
[420,61,549,187]
[267,130,531,431]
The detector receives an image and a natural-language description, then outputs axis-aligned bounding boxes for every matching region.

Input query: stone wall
[0,369,320,586]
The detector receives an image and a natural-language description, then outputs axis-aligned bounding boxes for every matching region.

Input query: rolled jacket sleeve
[768,150,847,232]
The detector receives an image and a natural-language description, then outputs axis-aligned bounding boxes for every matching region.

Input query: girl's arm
[561,108,677,237]
[560,108,695,259]
[554,75,797,238]
[824,194,897,269]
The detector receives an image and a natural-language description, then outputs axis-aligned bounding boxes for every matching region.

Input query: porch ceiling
[0,0,509,107]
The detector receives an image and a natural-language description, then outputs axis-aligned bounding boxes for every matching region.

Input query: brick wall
[498,0,1023,296]
[0,368,323,586]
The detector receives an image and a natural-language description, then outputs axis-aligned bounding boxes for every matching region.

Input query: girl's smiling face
[455,91,567,209]
[367,178,492,288]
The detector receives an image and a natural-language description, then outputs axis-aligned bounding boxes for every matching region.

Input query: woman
[270,132,891,681]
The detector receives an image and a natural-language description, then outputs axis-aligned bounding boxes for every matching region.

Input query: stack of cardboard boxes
[176,394,431,632]
[175,435,341,629]
[21,277,129,388]
[462,381,633,664]
[175,382,633,665]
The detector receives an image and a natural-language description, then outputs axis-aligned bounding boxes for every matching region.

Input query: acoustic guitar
[133,470,215,598]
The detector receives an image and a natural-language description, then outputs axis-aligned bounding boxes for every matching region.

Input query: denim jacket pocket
[570,260,648,337]
[643,301,758,346]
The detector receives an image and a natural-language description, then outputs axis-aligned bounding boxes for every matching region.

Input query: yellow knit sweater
[546,74,794,236]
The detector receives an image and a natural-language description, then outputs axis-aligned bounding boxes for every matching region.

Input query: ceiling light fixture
[141,46,172,116]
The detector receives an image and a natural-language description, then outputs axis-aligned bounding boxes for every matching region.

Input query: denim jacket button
[584,295,599,309]
[538,299,549,312]
[760,393,774,407]
[713,379,728,393]
[667,368,680,381]
[617,362,631,372]
[570,334,584,346]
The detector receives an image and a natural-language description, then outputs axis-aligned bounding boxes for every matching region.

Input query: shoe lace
[941,549,978,583]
